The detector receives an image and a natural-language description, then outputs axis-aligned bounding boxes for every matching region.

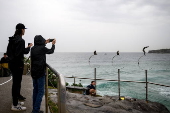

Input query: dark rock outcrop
[48,89,170,113]
[148,49,170,53]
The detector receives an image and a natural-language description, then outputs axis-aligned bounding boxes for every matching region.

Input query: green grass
[48,97,58,113]
[48,86,57,89]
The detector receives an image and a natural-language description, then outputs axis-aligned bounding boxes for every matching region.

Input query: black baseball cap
[16,23,27,29]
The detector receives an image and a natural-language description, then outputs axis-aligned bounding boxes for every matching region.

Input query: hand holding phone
[52,39,56,45]
[28,43,33,47]
[49,39,54,42]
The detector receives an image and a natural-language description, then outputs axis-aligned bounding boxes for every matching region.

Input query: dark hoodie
[6,35,30,67]
[31,35,55,79]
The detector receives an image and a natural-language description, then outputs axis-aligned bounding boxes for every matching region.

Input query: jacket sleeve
[24,47,30,54]
[44,44,55,54]
[15,40,25,57]
[86,85,90,89]
[15,40,30,56]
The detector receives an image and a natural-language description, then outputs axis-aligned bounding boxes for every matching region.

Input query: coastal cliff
[148,49,170,53]
[49,89,170,113]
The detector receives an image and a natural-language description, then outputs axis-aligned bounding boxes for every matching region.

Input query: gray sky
[0,0,170,52]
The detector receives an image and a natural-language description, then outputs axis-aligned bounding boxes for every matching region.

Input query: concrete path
[0,75,46,113]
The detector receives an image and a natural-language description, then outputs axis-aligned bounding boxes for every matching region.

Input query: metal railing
[44,63,169,112]
[65,69,170,102]
[45,63,66,113]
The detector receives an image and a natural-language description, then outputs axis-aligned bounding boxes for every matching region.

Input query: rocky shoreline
[48,89,170,113]
[148,49,170,53]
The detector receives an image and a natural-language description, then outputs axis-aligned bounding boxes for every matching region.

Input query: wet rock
[84,103,103,108]
[48,89,170,113]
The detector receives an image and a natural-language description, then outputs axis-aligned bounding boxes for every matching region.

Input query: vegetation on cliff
[148,49,170,53]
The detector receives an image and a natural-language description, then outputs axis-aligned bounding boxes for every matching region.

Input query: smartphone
[49,39,54,42]
[28,43,31,46]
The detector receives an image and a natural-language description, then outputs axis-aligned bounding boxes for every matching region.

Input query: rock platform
[48,89,170,113]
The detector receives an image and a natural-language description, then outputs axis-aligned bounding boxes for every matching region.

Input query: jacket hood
[34,35,46,45]
[9,35,22,43]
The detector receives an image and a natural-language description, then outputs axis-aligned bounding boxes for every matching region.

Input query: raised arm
[24,43,33,54]
[44,45,55,54]
[43,39,56,54]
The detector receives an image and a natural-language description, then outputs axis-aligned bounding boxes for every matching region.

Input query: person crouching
[86,81,96,96]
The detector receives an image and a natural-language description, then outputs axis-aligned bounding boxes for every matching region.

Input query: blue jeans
[32,75,45,113]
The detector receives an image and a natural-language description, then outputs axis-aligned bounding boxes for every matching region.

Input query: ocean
[46,52,170,110]
[0,52,170,110]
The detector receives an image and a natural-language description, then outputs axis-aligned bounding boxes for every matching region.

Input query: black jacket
[31,35,55,79]
[86,84,96,95]
[0,57,9,63]
[6,35,30,67]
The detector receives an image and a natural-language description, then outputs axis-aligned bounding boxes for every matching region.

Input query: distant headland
[148,49,170,53]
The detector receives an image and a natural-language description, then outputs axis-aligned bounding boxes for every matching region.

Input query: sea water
[0,52,170,110]
[46,52,170,110]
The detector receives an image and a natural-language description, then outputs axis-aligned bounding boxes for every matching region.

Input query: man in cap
[7,23,33,111]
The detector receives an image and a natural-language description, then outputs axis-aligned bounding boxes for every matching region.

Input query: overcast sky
[0,0,170,52]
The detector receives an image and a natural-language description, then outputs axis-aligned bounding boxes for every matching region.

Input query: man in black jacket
[1,53,9,63]
[7,23,33,111]
[31,35,55,113]
[0,53,10,77]
[86,81,96,96]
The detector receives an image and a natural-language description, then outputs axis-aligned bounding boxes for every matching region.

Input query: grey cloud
[0,0,170,52]
[67,0,170,24]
